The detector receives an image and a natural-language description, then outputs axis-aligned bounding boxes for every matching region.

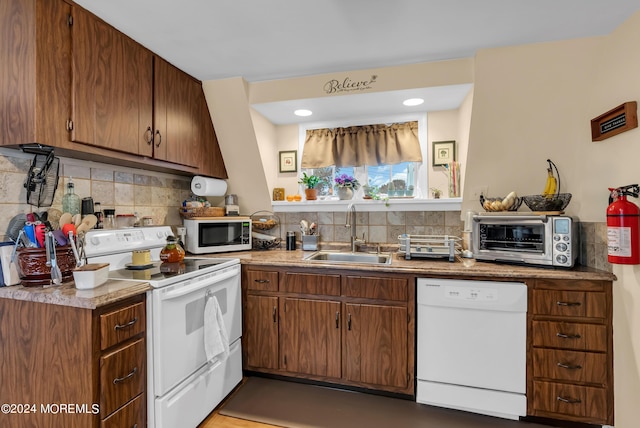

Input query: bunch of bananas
[542,159,558,199]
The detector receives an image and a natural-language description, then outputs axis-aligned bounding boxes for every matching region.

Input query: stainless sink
[303,251,392,265]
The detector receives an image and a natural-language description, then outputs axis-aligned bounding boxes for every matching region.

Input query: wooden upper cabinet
[71,6,153,157]
[198,90,228,178]
[153,57,200,168]
[0,0,71,149]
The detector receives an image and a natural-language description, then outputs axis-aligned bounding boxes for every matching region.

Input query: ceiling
[74,0,640,124]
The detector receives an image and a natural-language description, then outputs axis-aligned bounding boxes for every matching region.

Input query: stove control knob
[90,236,100,246]
[156,231,164,239]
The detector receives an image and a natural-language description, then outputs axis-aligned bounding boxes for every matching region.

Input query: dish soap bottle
[62,177,81,215]
[160,235,185,263]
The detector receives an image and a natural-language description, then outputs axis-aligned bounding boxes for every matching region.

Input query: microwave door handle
[160,268,239,301]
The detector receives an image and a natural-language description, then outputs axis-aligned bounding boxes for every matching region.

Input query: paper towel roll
[191,176,227,196]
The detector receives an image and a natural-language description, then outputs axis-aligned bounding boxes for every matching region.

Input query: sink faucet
[345,203,364,253]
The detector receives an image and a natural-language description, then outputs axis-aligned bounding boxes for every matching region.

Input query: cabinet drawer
[343,276,408,301]
[532,381,608,423]
[531,289,606,318]
[245,270,279,292]
[281,272,340,295]
[100,338,146,417]
[532,321,607,352]
[100,301,145,350]
[532,348,607,385]
[101,393,145,428]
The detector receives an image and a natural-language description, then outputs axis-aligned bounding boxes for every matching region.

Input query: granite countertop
[0,247,615,309]
[0,279,151,309]
[215,248,617,282]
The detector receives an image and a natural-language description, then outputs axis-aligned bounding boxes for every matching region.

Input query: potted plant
[430,187,442,199]
[406,185,415,197]
[298,172,322,200]
[334,174,360,200]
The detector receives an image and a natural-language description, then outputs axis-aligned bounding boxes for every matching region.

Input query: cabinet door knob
[335,311,340,329]
[272,306,277,323]
[347,313,352,331]
[155,130,162,147]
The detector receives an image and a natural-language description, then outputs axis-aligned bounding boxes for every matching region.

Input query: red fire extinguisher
[607,184,640,264]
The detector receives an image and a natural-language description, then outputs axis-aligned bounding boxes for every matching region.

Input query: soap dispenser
[61,177,81,216]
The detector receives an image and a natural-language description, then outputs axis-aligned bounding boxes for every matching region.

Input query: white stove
[84,226,243,428]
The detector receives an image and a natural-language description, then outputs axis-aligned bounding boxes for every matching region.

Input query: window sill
[272,197,462,212]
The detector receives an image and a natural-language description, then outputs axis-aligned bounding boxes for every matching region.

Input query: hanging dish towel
[204,292,229,362]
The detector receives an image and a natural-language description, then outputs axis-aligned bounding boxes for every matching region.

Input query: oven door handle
[475,215,548,222]
[159,268,239,301]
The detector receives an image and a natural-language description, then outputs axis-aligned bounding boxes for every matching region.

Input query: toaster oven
[472,213,579,268]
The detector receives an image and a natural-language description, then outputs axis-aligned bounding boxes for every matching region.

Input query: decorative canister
[16,245,76,287]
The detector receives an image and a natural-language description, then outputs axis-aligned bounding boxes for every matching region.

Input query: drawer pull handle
[272,306,277,323]
[557,396,581,404]
[114,317,138,330]
[556,301,581,307]
[254,279,270,283]
[557,362,582,370]
[335,311,340,329]
[347,313,352,331]
[556,332,581,339]
[113,367,138,384]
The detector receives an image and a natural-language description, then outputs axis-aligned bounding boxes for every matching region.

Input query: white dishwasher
[416,278,527,420]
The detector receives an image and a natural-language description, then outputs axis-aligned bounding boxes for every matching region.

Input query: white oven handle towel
[204,292,229,362]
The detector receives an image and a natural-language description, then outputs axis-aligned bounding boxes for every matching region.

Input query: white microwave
[183,217,252,254]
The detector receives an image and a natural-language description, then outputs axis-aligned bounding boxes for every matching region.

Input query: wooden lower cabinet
[527,279,613,425]
[242,265,415,396]
[281,297,341,377]
[0,294,146,428]
[343,303,408,389]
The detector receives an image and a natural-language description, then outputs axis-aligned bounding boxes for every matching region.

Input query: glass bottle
[160,236,185,263]
[61,178,81,215]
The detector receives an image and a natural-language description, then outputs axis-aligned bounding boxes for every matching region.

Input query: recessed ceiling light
[294,109,313,117]
[403,98,424,106]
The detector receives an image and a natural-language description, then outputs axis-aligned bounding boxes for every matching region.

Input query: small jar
[286,231,296,251]
[160,236,185,263]
[103,209,116,229]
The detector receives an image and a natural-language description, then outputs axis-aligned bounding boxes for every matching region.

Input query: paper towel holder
[191,176,227,196]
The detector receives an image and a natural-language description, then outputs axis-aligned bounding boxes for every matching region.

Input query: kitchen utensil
[76,214,98,234]
[46,208,62,230]
[62,223,76,237]
[59,212,73,228]
[45,231,52,268]
[6,213,27,242]
[26,213,36,223]
[21,144,59,208]
[68,231,82,267]
[52,229,68,246]
[23,224,37,247]
[300,220,309,235]
[35,223,46,248]
[309,222,317,235]
[72,213,82,227]
[48,232,62,285]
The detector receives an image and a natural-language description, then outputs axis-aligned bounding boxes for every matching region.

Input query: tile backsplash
[0,149,192,235]
[1,149,611,272]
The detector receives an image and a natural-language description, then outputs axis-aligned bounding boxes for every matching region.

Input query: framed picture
[279,150,298,173]
[432,140,456,166]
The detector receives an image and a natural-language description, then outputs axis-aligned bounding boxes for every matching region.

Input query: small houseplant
[334,174,360,200]
[430,187,442,199]
[298,172,322,200]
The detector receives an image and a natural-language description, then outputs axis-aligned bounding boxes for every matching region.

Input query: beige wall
[464,11,640,427]
[427,109,460,197]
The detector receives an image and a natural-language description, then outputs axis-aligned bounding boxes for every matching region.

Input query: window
[299,114,428,198]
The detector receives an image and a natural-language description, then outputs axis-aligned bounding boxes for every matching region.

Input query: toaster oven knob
[556,242,568,252]
[556,254,568,264]
[553,235,561,241]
